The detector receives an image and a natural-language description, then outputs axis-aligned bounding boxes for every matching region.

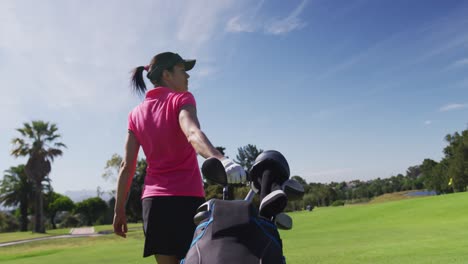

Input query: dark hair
[131,53,177,96]
[131,66,147,96]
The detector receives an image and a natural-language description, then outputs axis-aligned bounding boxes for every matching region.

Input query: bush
[74,197,108,226]
[0,211,20,232]
[285,200,304,212]
[60,214,82,228]
[331,200,345,207]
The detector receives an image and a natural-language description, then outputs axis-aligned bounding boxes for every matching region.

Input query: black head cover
[250,150,290,193]
[202,157,228,186]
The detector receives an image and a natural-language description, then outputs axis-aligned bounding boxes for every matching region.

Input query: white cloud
[226,0,308,35]
[424,120,432,125]
[0,0,242,115]
[1,1,147,114]
[0,0,246,193]
[225,0,265,33]
[439,103,468,112]
[226,15,256,33]
[176,0,235,53]
[265,0,308,35]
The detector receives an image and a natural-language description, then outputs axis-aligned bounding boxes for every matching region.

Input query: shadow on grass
[0,249,63,261]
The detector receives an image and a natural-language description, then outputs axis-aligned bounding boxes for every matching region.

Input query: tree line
[287,128,468,211]
[1,120,467,232]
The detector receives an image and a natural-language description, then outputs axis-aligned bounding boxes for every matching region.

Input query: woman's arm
[113,130,140,238]
[179,105,224,160]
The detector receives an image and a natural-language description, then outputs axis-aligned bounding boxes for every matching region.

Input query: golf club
[184,151,291,263]
[282,179,305,201]
[274,212,293,230]
[201,157,229,200]
[198,157,294,231]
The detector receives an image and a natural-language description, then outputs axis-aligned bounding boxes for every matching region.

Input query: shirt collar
[145,86,172,99]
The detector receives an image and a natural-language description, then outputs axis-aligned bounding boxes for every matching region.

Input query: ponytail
[131,66,147,96]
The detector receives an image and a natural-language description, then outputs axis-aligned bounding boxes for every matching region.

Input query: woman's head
[131,52,196,95]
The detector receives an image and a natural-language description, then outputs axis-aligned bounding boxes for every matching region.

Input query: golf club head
[275,212,293,230]
[202,157,228,186]
[282,179,305,201]
[259,190,288,219]
[196,199,215,213]
[194,210,211,226]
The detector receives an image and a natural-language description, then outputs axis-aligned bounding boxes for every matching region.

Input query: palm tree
[11,121,66,233]
[0,165,33,231]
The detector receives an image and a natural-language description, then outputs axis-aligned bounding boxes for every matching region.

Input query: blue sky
[1,0,467,194]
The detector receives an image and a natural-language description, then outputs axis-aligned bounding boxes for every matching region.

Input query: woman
[113,52,246,264]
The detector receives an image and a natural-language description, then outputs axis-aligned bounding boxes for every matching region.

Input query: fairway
[282,192,468,263]
[1,193,468,263]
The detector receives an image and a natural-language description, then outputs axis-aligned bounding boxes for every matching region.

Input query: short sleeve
[128,111,136,132]
[176,92,197,112]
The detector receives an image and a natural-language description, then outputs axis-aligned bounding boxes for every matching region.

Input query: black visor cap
[147,52,196,81]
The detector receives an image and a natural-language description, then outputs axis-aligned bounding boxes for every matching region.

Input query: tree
[368,178,383,197]
[421,159,439,191]
[102,153,123,183]
[234,144,263,172]
[406,165,422,180]
[45,192,75,229]
[291,175,307,186]
[126,159,147,222]
[11,120,66,233]
[431,160,450,194]
[0,165,33,231]
[445,130,468,192]
[303,193,318,209]
[390,174,404,192]
[103,153,147,222]
[75,197,108,226]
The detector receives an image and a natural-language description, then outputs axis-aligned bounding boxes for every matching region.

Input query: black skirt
[142,196,205,259]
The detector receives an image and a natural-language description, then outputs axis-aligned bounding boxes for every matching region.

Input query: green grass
[0,228,72,244]
[0,229,153,264]
[1,193,468,263]
[281,192,468,263]
[0,223,142,243]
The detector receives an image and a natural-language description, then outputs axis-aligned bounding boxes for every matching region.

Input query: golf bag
[181,199,286,264]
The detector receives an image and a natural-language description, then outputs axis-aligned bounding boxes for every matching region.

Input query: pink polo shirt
[128,87,205,198]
